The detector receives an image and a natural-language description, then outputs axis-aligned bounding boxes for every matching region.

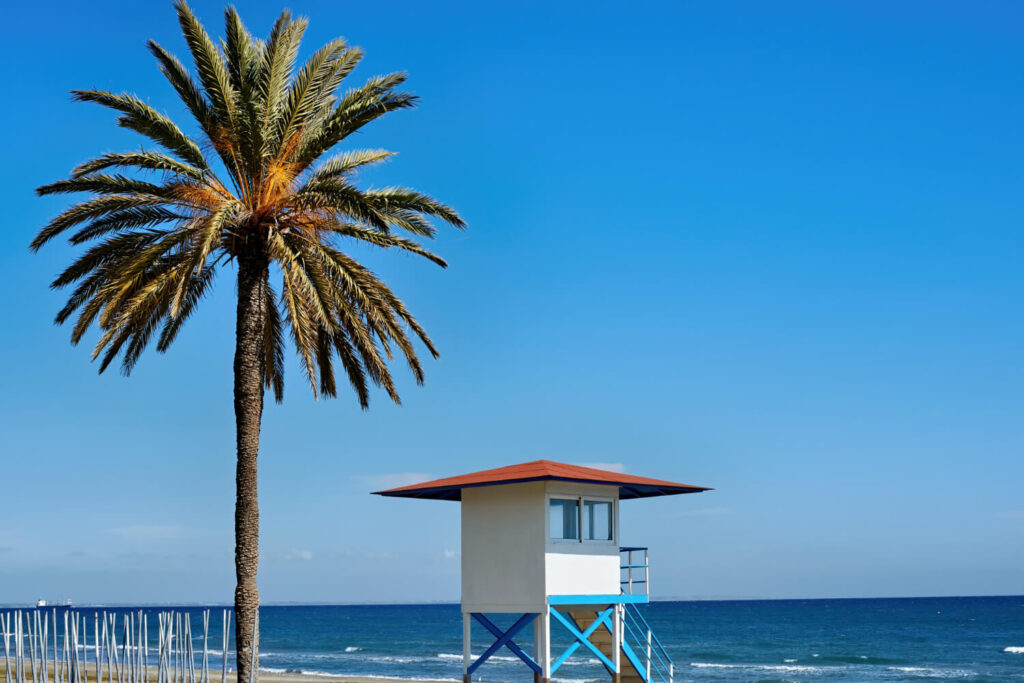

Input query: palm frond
[307,149,394,182]
[328,224,448,267]
[157,266,217,351]
[296,73,416,165]
[364,187,466,229]
[274,39,348,153]
[71,90,207,170]
[223,7,259,96]
[147,40,218,138]
[263,283,285,402]
[72,151,205,180]
[69,206,184,245]
[256,10,307,159]
[37,174,167,197]
[173,0,237,130]
[32,195,172,251]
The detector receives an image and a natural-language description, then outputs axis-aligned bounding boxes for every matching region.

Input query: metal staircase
[564,548,673,683]
[619,601,673,683]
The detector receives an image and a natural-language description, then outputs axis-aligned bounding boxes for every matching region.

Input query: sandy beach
[0,663,454,683]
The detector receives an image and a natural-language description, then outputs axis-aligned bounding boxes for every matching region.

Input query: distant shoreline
[4,594,1022,609]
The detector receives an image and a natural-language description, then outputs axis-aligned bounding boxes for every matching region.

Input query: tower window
[584,500,613,541]
[549,498,579,540]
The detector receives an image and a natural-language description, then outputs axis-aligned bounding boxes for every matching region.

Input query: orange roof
[372,459,710,501]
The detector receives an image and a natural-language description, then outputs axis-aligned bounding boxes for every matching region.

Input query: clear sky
[1,0,1022,605]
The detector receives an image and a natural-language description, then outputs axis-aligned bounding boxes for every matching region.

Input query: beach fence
[0,610,255,683]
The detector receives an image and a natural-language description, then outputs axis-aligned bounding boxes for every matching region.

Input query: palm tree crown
[32,1,464,405]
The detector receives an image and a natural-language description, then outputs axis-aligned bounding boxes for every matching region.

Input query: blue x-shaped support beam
[549,606,617,674]
[467,613,541,675]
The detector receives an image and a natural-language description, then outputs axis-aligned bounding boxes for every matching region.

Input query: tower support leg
[534,606,551,683]
[462,612,471,683]
[611,605,622,683]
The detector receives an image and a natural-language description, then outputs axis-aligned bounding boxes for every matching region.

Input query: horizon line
[4,593,1021,609]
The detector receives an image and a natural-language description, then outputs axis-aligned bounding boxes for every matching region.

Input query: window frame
[582,497,615,543]
[548,497,581,542]
[546,493,617,545]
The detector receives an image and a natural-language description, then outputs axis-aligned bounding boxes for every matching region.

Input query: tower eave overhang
[371,460,711,501]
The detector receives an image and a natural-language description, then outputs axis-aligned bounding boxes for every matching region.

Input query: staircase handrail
[624,599,670,656]
[619,619,669,683]
[618,606,667,679]
[621,604,672,680]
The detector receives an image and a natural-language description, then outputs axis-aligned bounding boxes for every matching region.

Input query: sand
[0,663,454,683]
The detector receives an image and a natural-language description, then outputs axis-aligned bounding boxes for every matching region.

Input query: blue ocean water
[74,597,1024,682]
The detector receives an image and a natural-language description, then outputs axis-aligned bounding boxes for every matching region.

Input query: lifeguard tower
[374,460,709,683]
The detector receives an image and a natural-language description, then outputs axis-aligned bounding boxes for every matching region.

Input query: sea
[36,596,1024,682]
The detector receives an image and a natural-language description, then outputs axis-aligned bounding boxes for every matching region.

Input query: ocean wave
[254,651,373,662]
[690,662,827,674]
[886,666,976,678]
[359,655,428,664]
[260,669,457,682]
[1005,646,1024,654]
[260,669,348,679]
[434,652,598,666]
[259,651,448,666]
[818,654,905,665]
[337,677,458,683]
[435,652,518,662]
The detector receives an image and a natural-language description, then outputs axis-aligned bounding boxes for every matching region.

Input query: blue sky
[1,0,1022,604]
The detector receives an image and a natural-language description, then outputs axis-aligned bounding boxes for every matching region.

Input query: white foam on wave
[260,663,460,679]
[362,655,427,664]
[327,676,458,683]
[261,666,457,682]
[435,652,599,667]
[690,662,826,674]
[344,647,362,653]
[285,672,345,679]
[435,652,540,664]
[1005,646,1024,654]
[886,666,976,678]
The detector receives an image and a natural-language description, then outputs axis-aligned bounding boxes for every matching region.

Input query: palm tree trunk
[233,251,268,683]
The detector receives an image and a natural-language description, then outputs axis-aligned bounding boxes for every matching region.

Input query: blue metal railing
[620,547,649,595]
[622,602,673,683]
[618,547,673,683]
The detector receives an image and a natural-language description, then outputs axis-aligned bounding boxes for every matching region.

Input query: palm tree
[31,3,464,679]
